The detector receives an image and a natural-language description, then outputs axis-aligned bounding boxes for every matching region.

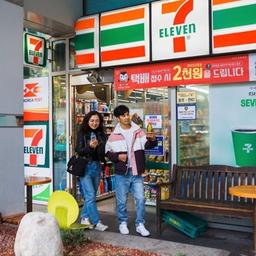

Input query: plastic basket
[162,210,207,238]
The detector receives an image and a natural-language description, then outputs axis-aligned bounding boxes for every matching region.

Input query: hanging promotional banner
[100,4,150,67]
[75,15,99,68]
[24,122,49,168]
[212,0,256,54]
[23,77,49,121]
[24,33,47,67]
[115,54,255,90]
[152,0,209,61]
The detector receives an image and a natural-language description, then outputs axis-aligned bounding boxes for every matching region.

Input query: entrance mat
[0,223,160,256]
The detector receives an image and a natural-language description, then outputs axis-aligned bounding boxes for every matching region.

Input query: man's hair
[113,105,129,117]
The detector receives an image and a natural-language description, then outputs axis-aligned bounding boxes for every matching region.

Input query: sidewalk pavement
[86,230,230,256]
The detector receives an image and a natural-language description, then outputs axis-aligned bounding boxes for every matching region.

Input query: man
[105,105,157,236]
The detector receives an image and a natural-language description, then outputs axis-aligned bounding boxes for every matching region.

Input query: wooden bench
[156,164,256,236]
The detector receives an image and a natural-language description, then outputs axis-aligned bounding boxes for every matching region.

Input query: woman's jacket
[76,129,107,163]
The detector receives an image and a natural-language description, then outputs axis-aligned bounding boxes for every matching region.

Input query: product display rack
[143,162,170,206]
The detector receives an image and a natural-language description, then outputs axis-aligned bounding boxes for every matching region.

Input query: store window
[69,38,78,70]
[52,40,66,72]
[176,85,209,166]
[52,75,67,190]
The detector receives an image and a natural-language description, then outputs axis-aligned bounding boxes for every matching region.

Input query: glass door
[176,85,209,166]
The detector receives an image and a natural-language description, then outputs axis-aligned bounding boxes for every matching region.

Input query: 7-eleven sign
[152,0,209,60]
[24,124,48,167]
[24,33,47,67]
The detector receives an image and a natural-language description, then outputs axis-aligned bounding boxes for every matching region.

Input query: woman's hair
[80,111,104,134]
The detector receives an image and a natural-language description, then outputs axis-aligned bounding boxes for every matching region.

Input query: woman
[76,111,108,231]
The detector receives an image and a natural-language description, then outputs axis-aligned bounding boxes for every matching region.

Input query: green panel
[84,0,152,15]
[33,184,50,202]
[213,4,256,30]
[100,24,144,47]
[145,161,170,170]
[74,33,94,51]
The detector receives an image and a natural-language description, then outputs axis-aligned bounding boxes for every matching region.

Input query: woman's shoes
[81,218,108,231]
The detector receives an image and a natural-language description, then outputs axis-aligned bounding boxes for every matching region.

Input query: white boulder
[14,212,63,256]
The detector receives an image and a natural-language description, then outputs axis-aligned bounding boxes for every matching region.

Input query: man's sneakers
[119,222,129,235]
[136,223,150,237]
[94,221,108,231]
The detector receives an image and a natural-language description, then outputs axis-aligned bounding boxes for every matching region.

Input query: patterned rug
[0,224,159,256]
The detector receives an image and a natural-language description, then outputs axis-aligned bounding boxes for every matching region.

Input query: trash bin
[232,129,256,166]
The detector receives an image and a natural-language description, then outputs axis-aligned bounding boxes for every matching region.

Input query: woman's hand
[89,139,98,149]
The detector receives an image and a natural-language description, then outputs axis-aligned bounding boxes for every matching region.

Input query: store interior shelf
[145,200,156,206]
[96,191,115,202]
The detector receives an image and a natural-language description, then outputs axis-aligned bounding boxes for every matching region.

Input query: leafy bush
[61,229,90,246]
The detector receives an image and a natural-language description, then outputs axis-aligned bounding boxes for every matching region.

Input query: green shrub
[60,229,90,246]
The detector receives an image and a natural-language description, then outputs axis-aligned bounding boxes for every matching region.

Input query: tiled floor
[31,195,253,255]
[97,196,253,256]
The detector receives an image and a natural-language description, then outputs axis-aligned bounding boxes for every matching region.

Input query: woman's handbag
[67,154,88,177]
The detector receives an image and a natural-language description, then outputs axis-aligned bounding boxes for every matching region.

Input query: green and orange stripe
[75,16,99,67]
[100,5,149,65]
[212,0,256,50]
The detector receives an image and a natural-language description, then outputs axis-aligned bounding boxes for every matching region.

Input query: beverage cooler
[176,86,209,166]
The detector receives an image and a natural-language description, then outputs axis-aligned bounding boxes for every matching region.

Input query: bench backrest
[171,165,256,203]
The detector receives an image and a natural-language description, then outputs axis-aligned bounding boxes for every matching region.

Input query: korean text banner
[114,54,254,91]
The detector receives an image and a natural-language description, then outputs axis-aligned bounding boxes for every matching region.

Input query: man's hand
[118,153,127,162]
[146,132,156,141]
[89,139,98,149]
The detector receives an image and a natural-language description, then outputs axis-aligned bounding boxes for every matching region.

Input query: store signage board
[177,104,196,120]
[177,91,196,104]
[212,0,256,54]
[23,77,49,121]
[115,54,254,90]
[24,33,47,67]
[24,122,49,168]
[100,4,150,67]
[144,114,162,129]
[145,135,164,156]
[75,15,99,68]
[152,0,209,61]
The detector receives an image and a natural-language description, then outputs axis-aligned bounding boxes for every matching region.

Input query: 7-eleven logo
[24,83,40,98]
[24,33,46,67]
[162,0,194,53]
[29,37,43,65]
[24,128,44,166]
